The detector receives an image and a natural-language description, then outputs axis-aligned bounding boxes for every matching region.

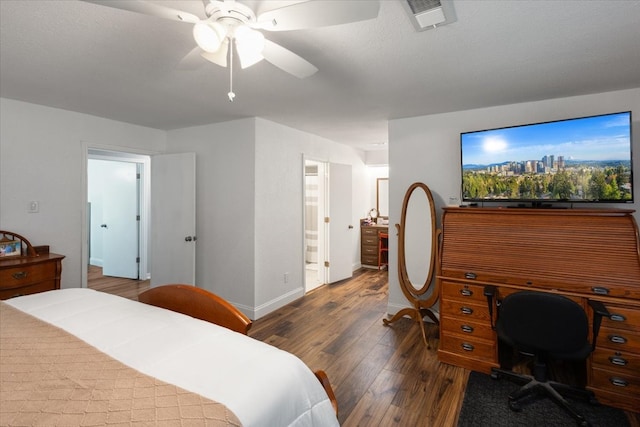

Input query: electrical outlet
[28,201,39,213]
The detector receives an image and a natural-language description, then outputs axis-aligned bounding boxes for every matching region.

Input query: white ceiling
[1,0,639,151]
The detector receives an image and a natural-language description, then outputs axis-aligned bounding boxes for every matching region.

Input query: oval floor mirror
[383,182,440,348]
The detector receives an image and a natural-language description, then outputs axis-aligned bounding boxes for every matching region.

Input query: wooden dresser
[437,208,640,412]
[360,224,388,268]
[0,230,64,300]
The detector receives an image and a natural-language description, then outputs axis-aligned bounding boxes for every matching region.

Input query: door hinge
[136,257,140,263]
[136,173,141,179]
[324,217,330,223]
[136,215,140,221]
[324,261,330,267]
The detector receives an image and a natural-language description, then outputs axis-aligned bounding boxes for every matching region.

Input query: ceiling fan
[83,0,381,101]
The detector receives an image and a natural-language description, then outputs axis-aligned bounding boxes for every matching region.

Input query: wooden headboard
[138,284,252,335]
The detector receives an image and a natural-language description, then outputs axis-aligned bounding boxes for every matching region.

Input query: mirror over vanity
[376,178,389,218]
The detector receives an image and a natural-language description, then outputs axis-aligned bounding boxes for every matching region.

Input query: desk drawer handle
[608,335,627,345]
[609,377,628,388]
[591,286,610,295]
[461,343,475,352]
[610,314,626,322]
[12,271,28,280]
[460,307,474,315]
[464,272,477,280]
[609,356,628,366]
[461,325,474,333]
[460,289,473,297]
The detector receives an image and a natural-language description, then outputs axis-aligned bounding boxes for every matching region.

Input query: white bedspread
[5,289,339,427]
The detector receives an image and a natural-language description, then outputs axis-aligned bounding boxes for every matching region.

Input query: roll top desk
[437,208,640,412]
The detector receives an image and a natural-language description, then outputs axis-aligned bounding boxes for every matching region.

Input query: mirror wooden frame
[383,182,440,347]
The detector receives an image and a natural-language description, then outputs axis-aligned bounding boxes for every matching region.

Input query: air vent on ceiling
[402,0,456,31]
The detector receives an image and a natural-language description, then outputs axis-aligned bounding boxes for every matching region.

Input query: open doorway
[304,159,326,292]
[86,149,150,289]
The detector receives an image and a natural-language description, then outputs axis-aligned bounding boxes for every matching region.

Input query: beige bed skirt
[0,302,242,426]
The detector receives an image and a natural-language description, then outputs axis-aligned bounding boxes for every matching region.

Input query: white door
[150,153,196,287]
[328,163,353,283]
[101,160,140,279]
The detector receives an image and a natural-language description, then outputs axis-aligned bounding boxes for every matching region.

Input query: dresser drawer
[0,262,57,289]
[362,235,378,246]
[440,334,496,362]
[601,304,640,333]
[0,280,57,299]
[596,326,640,354]
[592,347,640,378]
[591,367,640,397]
[361,245,378,257]
[440,298,491,323]
[441,281,488,303]
[441,315,495,341]
[361,254,378,266]
[361,227,379,237]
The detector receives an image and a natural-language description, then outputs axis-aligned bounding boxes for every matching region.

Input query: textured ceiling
[1,0,639,151]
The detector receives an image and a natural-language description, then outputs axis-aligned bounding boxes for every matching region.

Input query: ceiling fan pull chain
[228,38,235,102]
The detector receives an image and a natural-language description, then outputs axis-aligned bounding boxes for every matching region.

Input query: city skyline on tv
[460,112,633,202]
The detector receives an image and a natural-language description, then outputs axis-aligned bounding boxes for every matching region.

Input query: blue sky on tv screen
[462,112,631,166]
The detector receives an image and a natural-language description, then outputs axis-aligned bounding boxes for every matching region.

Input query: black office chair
[487,290,610,427]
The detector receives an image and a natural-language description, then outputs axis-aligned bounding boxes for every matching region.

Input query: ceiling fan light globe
[193,21,225,53]
[235,26,265,68]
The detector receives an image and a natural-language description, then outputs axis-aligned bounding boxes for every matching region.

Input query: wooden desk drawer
[591,367,640,397]
[601,304,640,333]
[592,347,640,378]
[440,298,491,323]
[441,315,495,340]
[440,334,495,362]
[0,262,57,289]
[441,281,487,303]
[596,326,640,354]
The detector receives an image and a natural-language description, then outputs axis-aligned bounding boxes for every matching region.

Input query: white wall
[165,119,257,313]
[253,118,369,317]
[387,88,640,314]
[0,98,166,289]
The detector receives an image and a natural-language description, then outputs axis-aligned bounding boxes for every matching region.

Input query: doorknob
[185,236,192,242]
[348,225,354,229]
[100,224,108,228]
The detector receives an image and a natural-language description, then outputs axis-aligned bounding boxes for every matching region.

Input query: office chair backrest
[497,291,590,358]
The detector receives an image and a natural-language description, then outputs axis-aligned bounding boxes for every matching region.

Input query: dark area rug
[457,371,630,427]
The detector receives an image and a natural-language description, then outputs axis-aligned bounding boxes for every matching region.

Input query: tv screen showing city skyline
[460,111,633,203]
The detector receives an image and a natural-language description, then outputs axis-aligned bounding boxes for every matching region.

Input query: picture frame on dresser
[0,239,21,257]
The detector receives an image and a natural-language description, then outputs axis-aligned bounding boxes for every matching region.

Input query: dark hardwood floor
[88,265,149,300]
[89,267,639,426]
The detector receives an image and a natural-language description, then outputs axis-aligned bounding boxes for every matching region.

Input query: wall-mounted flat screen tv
[461,111,633,204]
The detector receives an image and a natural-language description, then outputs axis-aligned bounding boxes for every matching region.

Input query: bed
[1,287,339,426]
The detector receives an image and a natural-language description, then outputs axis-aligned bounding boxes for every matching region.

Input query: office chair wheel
[490,372,499,380]
[508,400,522,412]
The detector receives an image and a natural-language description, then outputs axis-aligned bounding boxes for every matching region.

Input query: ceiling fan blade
[255,0,380,32]
[178,47,205,70]
[81,0,200,24]
[262,39,318,78]
[201,41,229,67]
